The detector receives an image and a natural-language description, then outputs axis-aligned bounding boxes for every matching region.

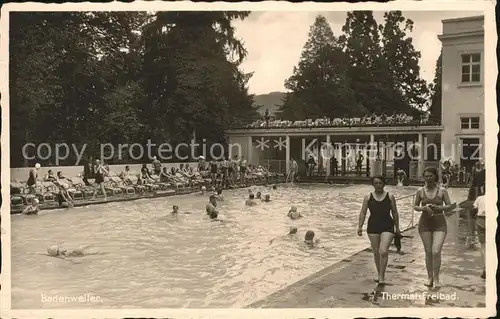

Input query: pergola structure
[225,123,444,180]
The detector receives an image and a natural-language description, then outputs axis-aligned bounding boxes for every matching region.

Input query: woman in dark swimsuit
[92,160,108,200]
[210,161,218,186]
[27,163,41,194]
[414,167,454,288]
[470,161,485,199]
[358,175,400,285]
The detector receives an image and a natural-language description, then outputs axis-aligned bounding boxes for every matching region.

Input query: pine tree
[428,50,442,124]
[339,11,402,115]
[379,11,430,117]
[279,15,362,120]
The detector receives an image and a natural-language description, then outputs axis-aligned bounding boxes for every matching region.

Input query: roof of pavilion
[226,113,443,136]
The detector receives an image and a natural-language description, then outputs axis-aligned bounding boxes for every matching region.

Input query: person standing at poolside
[358,175,400,285]
[240,156,248,185]
[206,195,219,215]
[152,156,162,176]
[470,160,485,200]
[413,167,454,288]
[287,158,298,183]
[92,159,108,201]
[472,185,486,279]
[27,163,41,194]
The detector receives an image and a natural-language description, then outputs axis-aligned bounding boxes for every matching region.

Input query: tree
[428,50,442,124]
[280,15,362,120]
[340,11,404,115]
[379,11,430,117]
[139,11,258,148]
[9,11,259,166]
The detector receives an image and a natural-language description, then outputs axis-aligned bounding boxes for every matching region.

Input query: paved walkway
[247,211,485,308]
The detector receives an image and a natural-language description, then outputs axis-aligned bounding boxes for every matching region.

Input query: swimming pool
[10,183,467,309]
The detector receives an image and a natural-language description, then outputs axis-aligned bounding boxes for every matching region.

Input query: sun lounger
[151,177,171,190]
[127,176,148,193]
[108,176,136,195]
[68,177,96,198]
[103,177,124,196]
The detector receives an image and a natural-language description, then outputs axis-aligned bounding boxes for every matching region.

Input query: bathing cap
[35,163,41,169]
[47,245,59,256]
[32,198,39,205]
[201,186,207,191]
[305,230,315,241]
[290,211,300,219]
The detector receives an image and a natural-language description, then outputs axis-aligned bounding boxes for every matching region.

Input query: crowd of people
[244,112,432,129]
[10,156,281,214]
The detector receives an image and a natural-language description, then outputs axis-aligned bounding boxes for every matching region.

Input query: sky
[233,11,481,95]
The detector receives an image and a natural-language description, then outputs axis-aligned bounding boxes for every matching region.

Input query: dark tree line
[10,11,260,167]
[279,11,437,121]
[10,11,443,167]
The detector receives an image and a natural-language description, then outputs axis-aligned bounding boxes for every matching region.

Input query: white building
[438,15,484,172]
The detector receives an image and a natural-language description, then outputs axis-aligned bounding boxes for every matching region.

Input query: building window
[461,53,481,83]
[460,116,480,129]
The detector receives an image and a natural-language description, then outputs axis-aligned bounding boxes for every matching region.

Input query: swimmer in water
[170,205,191,215]
[47,244,92,258]
[171,205,179,215]
[287,206,301,219]
[262,194,271,202]
[200,186,207,195]
[272,185,277,190]
[256,191,262,199]
[245,194,257,206]
[269,226,298,244]
[215,188,225,201]
[22,198,40,215]
[304,230,320,248]
[206,195,219,216]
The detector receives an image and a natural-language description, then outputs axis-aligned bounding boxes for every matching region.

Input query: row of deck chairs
[10,169,284,210]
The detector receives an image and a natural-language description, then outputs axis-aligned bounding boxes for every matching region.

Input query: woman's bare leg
[368,234,381,280]
[431,231,447,288]
[378,232,395,283]
[419,231,434,286]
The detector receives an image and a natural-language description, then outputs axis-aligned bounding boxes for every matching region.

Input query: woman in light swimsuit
[414,166,454,288]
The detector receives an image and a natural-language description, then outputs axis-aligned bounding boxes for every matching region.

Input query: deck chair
[39,181,58,201]
[127,176,147,193]
[68,177,96,198]
[103,177,123,196]
[109,176,135,195]
[151,176,171,190]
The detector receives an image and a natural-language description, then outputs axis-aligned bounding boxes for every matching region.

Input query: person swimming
[287,206,301,219]
[215,188,225,201]
[200,186,207,195]
[269,226,298,245]
[245,194,257,206]
[304,230,320,247]
[262,194,271,202]
[256,191,262,199]
[206,195,219,215]
[170,205,191,215]
[22,198,39,215]
[47,244,92,258]
[272,185,277,190]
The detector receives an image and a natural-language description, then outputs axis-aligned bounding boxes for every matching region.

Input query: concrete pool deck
[247,211,486,308]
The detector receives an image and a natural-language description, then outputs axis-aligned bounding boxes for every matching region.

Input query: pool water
[10,184,467,309]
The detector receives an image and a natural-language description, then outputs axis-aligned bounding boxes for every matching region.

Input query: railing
[396,193,417,232]
[259,159,287,175]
